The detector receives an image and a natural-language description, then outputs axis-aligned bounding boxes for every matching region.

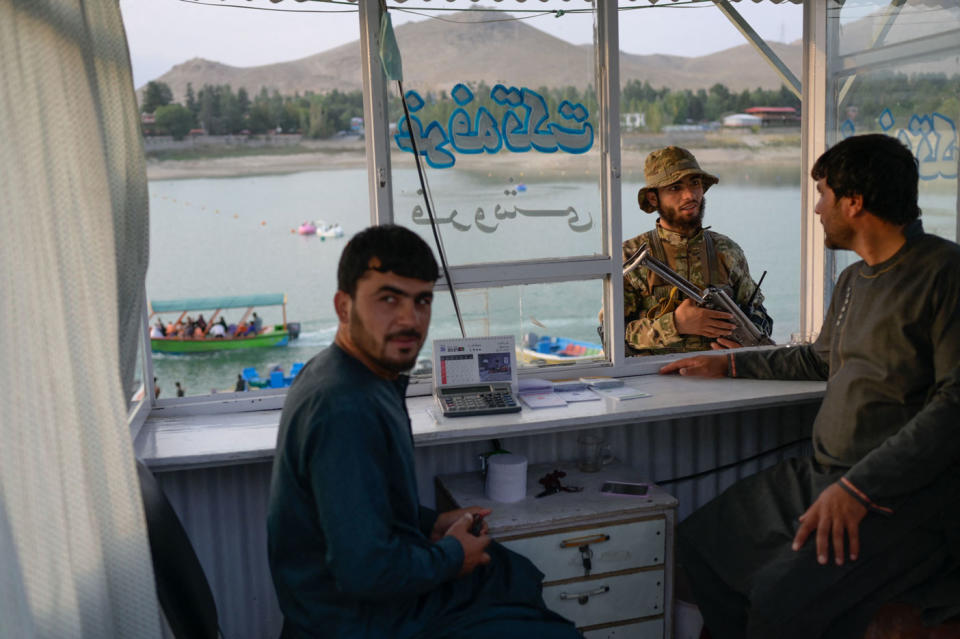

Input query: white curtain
[0,0,160,636]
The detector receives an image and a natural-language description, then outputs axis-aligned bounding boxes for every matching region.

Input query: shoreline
[146,137,802,182]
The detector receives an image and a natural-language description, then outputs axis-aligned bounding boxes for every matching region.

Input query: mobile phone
[469,514,485,536]
[600,481,649,496]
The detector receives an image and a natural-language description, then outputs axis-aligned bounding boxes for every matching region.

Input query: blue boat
[519,333,604,365]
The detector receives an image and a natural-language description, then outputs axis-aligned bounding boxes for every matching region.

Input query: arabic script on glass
[410,203,593,234]
[842,108,957,181]
[395,83,594,169]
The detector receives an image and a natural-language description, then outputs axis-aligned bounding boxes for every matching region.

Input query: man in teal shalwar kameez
[267,225,580,639]
[662,135,960,639]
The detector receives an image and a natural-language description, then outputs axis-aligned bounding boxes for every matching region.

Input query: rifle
[623,243,774,347]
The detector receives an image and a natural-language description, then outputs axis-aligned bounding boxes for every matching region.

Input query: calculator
[436,383,521,418]
[431,335,522,418]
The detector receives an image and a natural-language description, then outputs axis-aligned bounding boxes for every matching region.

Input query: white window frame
[800,0,829,335]
[142,0,829,415]
[362,0,643,392]
[128,296,154,441]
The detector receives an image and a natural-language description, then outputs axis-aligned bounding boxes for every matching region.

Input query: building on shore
[744,106,801,127]
[722,112,764,128]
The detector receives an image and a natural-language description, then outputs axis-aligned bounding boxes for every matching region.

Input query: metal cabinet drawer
[582,618,664,639]
[542,568,664,629]
[499,517,665,582]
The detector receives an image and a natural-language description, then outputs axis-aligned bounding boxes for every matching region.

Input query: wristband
[840,477,894,516]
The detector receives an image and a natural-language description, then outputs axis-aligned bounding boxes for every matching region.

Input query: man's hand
[674,299,736,338]
[444,512,492,577]
[792,483,868,566]
[659,354,729,377]
[431,507,491,542]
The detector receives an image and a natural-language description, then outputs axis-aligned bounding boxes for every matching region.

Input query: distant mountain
[147,9,801,103]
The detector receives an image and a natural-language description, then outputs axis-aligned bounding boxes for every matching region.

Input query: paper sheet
[519,392,568,409]
[556,388,601,402]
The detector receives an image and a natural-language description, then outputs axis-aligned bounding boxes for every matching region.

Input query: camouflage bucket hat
[637,146,719,213]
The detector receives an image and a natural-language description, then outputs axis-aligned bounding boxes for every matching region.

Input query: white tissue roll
[485,454,528,503]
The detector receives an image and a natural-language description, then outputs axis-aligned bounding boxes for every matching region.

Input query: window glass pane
[390,6,603,265]
[146,173,364,398]
[619,1,802,349]
[828,0,960,277]
[121,2,366,398]
[421,280,605,375]
[834,0,960,57]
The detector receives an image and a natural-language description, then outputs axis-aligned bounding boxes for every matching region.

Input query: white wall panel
[153,401,818,639]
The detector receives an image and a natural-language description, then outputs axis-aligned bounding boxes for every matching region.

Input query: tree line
[140,72,959,140]
[622,80,800,130]
[842,72,960,128]
[142,81,364,140]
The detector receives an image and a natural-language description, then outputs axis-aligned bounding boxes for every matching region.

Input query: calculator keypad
[440,391,520,417]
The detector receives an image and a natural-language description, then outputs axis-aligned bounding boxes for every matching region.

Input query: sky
[120,0,803,89]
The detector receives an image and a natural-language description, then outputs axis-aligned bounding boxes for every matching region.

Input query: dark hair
[337,225,439,296]
[811,134,920,225]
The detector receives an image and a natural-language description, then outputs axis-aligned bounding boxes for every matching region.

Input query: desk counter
[136,375,824,471]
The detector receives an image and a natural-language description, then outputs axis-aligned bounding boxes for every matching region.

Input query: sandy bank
[146,138,801,181]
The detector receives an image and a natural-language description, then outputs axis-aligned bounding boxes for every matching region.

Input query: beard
[821,204,855,250]
[348,308,423,373]
[660,197,706,235]
[823,224,855,250]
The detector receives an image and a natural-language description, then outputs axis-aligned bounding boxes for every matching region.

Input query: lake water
[146,164,955,398]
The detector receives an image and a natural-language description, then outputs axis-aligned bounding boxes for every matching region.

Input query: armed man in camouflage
[623,146,772,354]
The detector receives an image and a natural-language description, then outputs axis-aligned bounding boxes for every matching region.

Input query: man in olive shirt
[621,146,772,354]
[662,135,960,638]
[267,226,580,639]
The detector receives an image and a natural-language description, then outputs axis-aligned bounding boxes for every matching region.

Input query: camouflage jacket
[623,221,772,354]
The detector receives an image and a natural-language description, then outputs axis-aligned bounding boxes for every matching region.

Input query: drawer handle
[559,585,610,605]
[560,533,610,548]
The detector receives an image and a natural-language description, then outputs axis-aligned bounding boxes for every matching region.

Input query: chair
[269,370,286,388]
[284,362,304,385]
[136,460,222,639]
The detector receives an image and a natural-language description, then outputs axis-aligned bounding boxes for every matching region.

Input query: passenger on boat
[182,316,195,338]
[234,321,249,338]
[619,146,772,354]
[208,321,226,338]
[251,312,262,335]
[267,225,580,639]
[153,318,166,337]
[196,313,207,333]
[165,320,175,336]
[663,134,960,639]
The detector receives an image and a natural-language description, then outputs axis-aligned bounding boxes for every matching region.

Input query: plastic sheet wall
[155,400,819,639]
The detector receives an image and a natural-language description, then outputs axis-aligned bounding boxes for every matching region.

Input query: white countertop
[437,461,679,536]
[136,375,825,471]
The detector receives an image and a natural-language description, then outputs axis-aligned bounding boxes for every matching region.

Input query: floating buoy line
[149,192,301,233]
